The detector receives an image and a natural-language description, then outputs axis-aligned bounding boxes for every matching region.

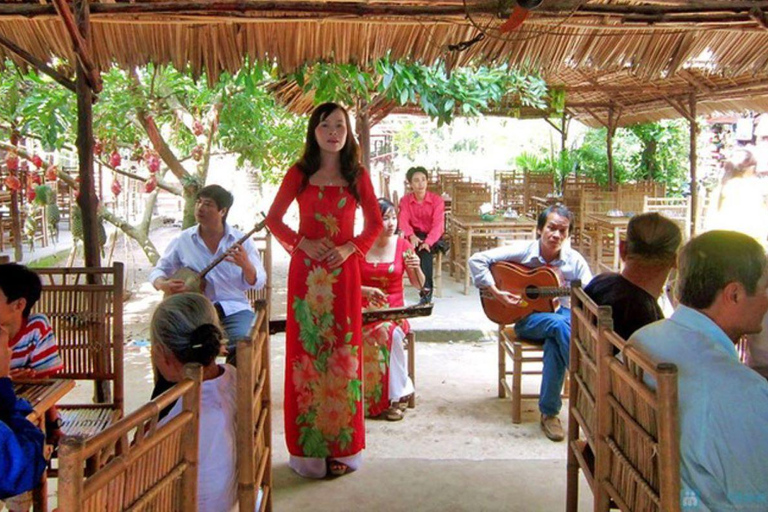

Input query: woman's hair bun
[181,323,223,365]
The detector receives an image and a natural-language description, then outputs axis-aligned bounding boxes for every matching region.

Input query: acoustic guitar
[166,216,268,297]
[479,261,576,325]
[268,303,433,335]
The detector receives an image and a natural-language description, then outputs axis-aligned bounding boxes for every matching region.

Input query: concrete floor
[56,227,594,511]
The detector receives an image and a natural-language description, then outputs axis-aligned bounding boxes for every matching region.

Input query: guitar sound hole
[525,285,540,300]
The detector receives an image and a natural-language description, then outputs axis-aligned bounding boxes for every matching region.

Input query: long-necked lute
[479,261,578,325]
[268,303,433,335]
[166,217,268,297]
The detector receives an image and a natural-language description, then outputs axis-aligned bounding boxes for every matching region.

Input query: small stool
[405,331,416,408]
[498,325,568,424]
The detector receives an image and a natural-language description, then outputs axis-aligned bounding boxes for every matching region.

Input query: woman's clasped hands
[299,237,355,269]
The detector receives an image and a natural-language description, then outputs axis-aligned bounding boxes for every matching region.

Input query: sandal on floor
[385,405,404,421]
[397,394,413,411]
[328,460,350,477]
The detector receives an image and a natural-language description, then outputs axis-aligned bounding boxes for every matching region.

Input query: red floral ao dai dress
[266,165,382,463]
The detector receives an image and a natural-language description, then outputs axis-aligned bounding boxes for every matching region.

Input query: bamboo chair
[246,231,272,319]
[494,170,525,213]
[594,329,681,512]
[523,171,555,218]
[237,301,273,512]
[565,284,613,512]
[498,326,569,424]
[643,197,691,241]
[579,191,620,265]
[451,182,491,217]
[34,264,124,458]
[57,364,203,511]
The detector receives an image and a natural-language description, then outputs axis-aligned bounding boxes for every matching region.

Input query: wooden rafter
[0,32,76,92]
[51,0,102,92]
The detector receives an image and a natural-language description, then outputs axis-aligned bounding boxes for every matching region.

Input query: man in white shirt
[469,204,592,441]
[630,230,768,511]
[150,184,266,362]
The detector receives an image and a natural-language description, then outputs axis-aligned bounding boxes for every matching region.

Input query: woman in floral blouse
[266,103,382,478]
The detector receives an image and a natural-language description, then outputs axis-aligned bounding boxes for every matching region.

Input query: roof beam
[0,1,497,18]
[51,0,102,92]
[0,32,76,92]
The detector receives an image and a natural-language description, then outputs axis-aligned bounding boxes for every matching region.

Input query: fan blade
[499,5,530,33]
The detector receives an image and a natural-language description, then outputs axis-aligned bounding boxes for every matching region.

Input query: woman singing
[266,102,383,478]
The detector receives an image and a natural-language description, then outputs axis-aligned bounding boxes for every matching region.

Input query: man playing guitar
[150,184,266,363]
[469,204,592,441]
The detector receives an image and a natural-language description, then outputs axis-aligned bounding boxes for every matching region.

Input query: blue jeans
[514,308,571,416]
[220,308,256,363]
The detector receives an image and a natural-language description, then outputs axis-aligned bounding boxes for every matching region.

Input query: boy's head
[0,263,42,320]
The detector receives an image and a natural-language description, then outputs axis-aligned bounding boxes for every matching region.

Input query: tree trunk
[10,191,22,261]
[74,0,101,269]
[101,208,161,265]
[356,101,371,171]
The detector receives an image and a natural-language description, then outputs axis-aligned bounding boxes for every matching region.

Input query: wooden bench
[57,364,203,510]
[34,264,125,470]
[566,285,613,511]
[237,301,273,512]
[594,327,681,511]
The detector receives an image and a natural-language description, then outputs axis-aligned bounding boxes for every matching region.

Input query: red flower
[292,354,319,391]
[328,345,358,380]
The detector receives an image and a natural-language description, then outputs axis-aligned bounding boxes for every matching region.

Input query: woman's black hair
[297,102,362,202]
[377,197,395,217]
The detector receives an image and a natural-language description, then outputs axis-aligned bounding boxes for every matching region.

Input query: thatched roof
[0,1,767,125]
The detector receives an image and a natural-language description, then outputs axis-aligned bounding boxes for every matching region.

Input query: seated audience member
[468,204,592,441]
[630,231,768,511]
[0,325,47,502]
[0,264,62,512]
[361,198,423,421]
[585,213,682,339]
[152,293,259,512]
[398,166,445,303]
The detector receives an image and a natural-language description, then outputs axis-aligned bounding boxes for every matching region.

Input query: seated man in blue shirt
[0,325,47,501]
[150,184,266,362]
[630,230,768,511]
[468,204,592,441]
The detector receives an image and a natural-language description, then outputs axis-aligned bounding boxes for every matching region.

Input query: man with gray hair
[586,212,682,339]
[630,230,768,511]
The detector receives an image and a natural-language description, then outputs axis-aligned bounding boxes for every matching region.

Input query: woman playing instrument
[152,293,261,512]
[398,166,445,303]
[361,198,423,421]
[266,102,383,479]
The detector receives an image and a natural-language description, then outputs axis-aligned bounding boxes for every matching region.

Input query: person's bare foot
[327,459,350,477]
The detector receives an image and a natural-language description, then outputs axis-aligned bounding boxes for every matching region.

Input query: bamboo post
[58,436,87,510]
[73,0,101,270]
[236,333,256,511]
[607,104,615,190]
[593,315,615,512]
[689,93,698,236]
[657,362,681,511]
[181,363,203,512]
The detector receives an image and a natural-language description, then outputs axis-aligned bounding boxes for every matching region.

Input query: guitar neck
[199,217,268,280]
[534,287,571,297]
